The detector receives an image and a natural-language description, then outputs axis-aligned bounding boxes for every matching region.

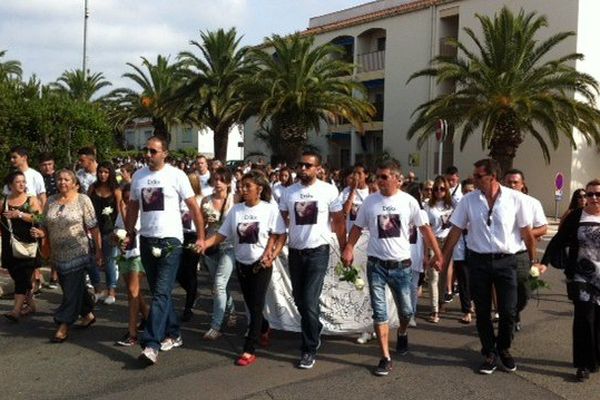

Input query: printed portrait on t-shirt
[141,187,165,212]
[378,213,400,238]
[440,214,452,230]
[294,201,318,225]
[181,211,192,230]
[349,203,359,221]
[237,222,259,244]
[408,223,417,244]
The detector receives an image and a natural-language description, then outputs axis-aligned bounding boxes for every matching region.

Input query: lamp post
[82,0,89,79]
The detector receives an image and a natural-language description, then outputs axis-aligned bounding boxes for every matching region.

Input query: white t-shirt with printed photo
[426,201,454,239]
[219,200,286,265]
[130,164,195,242]
[339,186,370,233]
[354,191,426,261]
[410,209,429,273]
[279,180,342,250]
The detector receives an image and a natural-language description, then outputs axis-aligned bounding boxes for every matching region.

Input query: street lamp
[82,0,89,79]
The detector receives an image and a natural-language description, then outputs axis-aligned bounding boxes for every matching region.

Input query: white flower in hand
[115,229,127,241]
[529,265,540,278]
[151,247,162,257]
[102,206,114,216]
[354,277,365,290]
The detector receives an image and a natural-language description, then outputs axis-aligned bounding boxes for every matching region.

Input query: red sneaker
[235,354,257,366]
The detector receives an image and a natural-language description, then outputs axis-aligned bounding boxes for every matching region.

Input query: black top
[0,197,40,269]
[90,190,118,235]
[43,173,59,196]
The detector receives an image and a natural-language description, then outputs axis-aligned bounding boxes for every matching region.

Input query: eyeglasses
[433,187,446,192]
[143,147,159,155]
[487,208,493,226]
[376,174,390,181]
[506,180,521,186]
[586,192,600,198]
[473,173,490,180]
[296,162,314,169]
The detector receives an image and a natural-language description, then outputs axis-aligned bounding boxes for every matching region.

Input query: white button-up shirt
[450,186,532,254]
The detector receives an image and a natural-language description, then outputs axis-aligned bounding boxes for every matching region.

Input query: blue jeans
[101,234,119,289]
[139,236,182,351]
[203,247,236,330]
[288,245,329,355]
[367,257,413,324]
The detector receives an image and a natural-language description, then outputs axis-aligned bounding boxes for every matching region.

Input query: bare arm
[124,199,140,238]
[341,225,362,266]
[440,225,463,271]
[37,193,47,210]
[531,224,547,241]
[280,210,289,227]
[342,189,355,217]
[203,232,226,250]
[331,210,346,250]
[421,224,444,270]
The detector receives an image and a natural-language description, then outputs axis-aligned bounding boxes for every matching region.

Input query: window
[377,37,386,51]
[144,130,153,140]
[125,131,135,146]
[182,128,194,143]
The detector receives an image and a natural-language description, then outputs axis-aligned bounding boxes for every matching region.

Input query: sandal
[428,313,440,323]
[459,313,472,324]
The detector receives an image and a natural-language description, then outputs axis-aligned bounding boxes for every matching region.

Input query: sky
[0,0,367,90]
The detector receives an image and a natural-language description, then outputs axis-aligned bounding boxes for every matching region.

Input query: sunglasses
[433,187,446,192]
[143,147,160,155]
[486,208,493,226]
[586,192,600,198]
[473,173,490,180]
[296,162,314,169]
[376,174,391,181]
[57,204,65,217]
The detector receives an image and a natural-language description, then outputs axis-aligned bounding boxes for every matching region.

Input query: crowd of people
[1,139,599,382]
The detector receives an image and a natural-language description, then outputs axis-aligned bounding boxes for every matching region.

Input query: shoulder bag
[4,198,38,259]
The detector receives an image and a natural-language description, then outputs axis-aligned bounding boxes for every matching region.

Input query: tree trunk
[488,113,523,175]
[152,117,171,146]
[213,126,230,161]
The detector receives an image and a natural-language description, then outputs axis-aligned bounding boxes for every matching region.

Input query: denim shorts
[367,256,413,324]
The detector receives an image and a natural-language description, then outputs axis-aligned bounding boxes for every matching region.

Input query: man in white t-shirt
[279,151,346,369]
[6,146,47,206]
[503,168,548,332]
[126,136,205,366]
[340,163,370,233]
[342,160,443,376]
[76,146,98,193]
[441,158,542,375]
[195,155,213,196]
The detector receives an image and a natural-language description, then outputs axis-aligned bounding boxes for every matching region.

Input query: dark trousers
[573,301,600,370]
[515,251,531,321]
[454,260,472,314]
[8,266,35,295]
[55,268,95,325]
[236,261,273,354]
[467,251,518,356]
[177,232,200,310]
[288,245,329,355]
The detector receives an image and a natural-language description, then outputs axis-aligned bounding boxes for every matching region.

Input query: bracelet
[530,258,540,265]
[18,211,23,219]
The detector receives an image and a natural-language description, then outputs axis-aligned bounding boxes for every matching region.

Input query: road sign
[435,119,446,142]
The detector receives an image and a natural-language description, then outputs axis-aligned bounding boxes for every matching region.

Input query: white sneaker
[356,332,373,344]
[203,328,222,340]
[160,336,183,351]
[103,295,116,305]
[408,316,417,327]
[139,347,158,365]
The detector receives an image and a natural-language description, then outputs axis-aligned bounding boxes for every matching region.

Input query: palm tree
[51,69,112,101]
[175,28,253,160]
[0,50,22,83]
[407,6,600,172]
[115,55,185,143]
[246,33,375,164]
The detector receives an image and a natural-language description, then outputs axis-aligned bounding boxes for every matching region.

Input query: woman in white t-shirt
[204,171,287,367]
[425,176,454,323]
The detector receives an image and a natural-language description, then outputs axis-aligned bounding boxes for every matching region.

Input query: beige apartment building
[244,0,600,214]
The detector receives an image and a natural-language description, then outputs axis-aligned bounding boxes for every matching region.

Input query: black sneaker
[396,334,408,355]
[498,350,517,372]
[298,353,316,369]
[116,333,138,347]
[374,357,393,376]
[479,354,497,375]
[442,292,454,303]
[181,308,193,322]
[576,368,590,382]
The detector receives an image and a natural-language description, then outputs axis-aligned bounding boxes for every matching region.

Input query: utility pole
[82,0,89,79]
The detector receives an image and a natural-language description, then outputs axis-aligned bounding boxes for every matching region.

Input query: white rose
[115,229,127,241]
[102,206,114,216]
[152,247,162,257]
[354,278,365,290]
[529,265,540,278]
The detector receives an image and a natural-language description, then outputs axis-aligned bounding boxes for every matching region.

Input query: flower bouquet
[334,262,365,290]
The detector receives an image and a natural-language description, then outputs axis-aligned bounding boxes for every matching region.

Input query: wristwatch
[18,211,23,219]
[530,258,540,265]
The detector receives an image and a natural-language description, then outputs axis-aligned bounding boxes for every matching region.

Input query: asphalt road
[0,227,598,400]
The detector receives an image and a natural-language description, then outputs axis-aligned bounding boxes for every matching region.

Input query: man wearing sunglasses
[503,169,548,332]
[279,150,346,369]
[342,160,443,376]
[441,158,539,375]
[126,136,206,366]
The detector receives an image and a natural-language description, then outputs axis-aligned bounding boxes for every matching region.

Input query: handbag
[3,198,38,259]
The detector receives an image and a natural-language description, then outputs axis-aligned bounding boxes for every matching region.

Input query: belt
[470,251,515,260]
[289,244,329,255]
[515,250,527,255]
[368,256,412,269]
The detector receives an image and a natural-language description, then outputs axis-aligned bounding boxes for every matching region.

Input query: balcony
[439,37,457,58]
[358,50,385,73]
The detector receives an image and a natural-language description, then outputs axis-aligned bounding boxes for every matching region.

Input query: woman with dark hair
[89,161,122,304]
[200,167,236,339]
[1,171,42,322]
[271,167,294,204]
[204,170,286,366]
[425,176,455,323]
[30,169,102,342]
[539,178,600,381]
[560,188,587,226]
